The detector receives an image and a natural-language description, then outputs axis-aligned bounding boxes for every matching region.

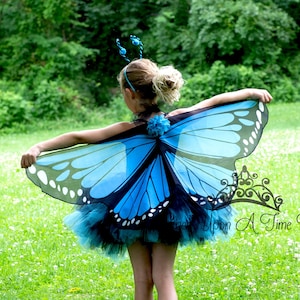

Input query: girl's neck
[137,104,161,120]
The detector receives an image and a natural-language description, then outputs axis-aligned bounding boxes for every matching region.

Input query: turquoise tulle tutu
[64,189,236,256]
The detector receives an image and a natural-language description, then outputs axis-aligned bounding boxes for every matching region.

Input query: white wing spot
[243,139,249,146]
[28,165,36,174]
[256,110,262,123]
[163,201,169,207]
[37,170,48,185]
[77,189,83,196]
[62,187,68,195]
[69,190,75,198]
[259,102,264,112]
[49,180,56,188]
[249,137,254,145]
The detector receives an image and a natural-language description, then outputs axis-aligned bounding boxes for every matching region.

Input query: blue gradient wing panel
[111,155,170,226]
[26,135,156,205]
[162,100,268,206]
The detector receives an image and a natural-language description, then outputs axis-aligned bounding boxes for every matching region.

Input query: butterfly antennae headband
[116,35,143,62]
[116,35,143,91]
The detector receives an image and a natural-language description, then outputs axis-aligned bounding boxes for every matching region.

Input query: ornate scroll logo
[202,165,284,211]
[221,165,284,211]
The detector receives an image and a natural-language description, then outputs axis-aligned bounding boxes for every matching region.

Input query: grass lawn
[0,102,299,299]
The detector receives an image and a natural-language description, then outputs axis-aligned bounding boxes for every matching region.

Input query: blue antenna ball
[132,38,140,46]
[119,48,127,55]
[117,35,143,62]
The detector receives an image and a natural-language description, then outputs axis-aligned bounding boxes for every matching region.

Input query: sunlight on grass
[0,103,299,299]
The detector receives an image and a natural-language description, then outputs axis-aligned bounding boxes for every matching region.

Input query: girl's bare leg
[152,243,178,300]
[128,241,154,300]
[128,241,178,300]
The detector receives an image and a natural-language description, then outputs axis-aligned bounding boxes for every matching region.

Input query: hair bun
[152,66,184,105]
[165,79,176,89]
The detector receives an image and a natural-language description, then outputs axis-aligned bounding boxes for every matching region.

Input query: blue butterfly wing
[26,100,268,225]
[161,100,268,208]
[111,154,170,226]
[26,135,155,203]
[26,133,172,225]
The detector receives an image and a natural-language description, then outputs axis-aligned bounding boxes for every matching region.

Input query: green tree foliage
[144,0,191,68]
[0,0,299,128]
[188,0,297,67]
[0,0,98,126]
[0,89,29,129]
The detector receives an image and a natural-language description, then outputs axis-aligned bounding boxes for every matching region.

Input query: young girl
[21,58,272,300]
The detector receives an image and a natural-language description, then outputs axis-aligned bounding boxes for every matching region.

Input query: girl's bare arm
[169,88,272,116]
[21,121,134,168]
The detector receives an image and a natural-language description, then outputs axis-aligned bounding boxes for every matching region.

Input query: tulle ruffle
[64,192,236,257]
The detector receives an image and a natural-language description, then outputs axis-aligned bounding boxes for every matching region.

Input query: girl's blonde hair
[118,59,184,106]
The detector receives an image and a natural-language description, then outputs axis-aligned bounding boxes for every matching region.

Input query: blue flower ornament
[147,115,171,137]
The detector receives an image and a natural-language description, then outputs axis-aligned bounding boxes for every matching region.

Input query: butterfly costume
[26,100,268,256]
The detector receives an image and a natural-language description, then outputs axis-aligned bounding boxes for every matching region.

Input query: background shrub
[0,90,30,129]
[179,62,270,107]
[272,77,300,103]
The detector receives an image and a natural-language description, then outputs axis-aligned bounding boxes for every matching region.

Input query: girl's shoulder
[167,100,212,117]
